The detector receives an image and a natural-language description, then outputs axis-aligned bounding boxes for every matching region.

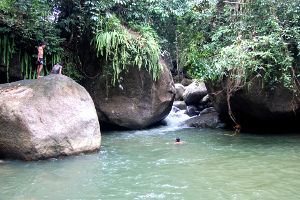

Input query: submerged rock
[0,75,101,161]
[85,61,176,130]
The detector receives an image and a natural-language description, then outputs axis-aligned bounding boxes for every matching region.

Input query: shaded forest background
[0,0,299,91]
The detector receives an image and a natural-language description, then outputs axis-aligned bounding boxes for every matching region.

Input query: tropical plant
[93,15,162,85]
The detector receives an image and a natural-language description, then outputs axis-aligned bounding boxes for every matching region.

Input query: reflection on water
[1,128,300,200]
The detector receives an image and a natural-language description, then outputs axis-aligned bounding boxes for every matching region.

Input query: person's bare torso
[38,46,44,58]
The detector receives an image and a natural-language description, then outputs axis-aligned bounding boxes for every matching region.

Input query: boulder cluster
[0,63,176,160]
[173,79,224,129]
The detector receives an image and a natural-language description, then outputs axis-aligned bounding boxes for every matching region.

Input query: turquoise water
[1,127,300,200]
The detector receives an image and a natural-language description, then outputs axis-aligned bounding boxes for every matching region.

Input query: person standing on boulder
[37,42,46,79]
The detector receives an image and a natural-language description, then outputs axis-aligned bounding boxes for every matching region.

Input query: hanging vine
[92,16,163,85]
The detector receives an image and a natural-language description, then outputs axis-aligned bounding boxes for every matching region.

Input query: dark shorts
[37,58,44,65]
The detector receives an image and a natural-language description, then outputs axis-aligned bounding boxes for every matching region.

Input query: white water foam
[128,107,192,136]
[164,106,191,128]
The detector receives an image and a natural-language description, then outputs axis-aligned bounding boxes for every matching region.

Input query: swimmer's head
[176,137,180,142]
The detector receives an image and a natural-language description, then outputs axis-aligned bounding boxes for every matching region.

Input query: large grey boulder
[183,81,207,106]
[0,75,101,161]
[85,61,176,129]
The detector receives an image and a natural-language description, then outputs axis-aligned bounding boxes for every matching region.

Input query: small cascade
[164,106,191,127]
[129,106,192,135]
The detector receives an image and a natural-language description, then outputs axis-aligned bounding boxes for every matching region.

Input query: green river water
[1,127,300,200]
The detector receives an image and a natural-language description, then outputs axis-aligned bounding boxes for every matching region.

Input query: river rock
[183,81,207,106]
[85,61,175,130]
[172,106,181,113]
[173,101,187,110]
[0,75,101,161]
[186,105,200,117]
[200,94,210,105]
[175,83,185,100]
[184,107,224,128]
[194,94,213,112]
[206,78,300,131]
[181,78,193,86]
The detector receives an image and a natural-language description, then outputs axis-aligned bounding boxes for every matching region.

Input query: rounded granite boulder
[0,75,101,161]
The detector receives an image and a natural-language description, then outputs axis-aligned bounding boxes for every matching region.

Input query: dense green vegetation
[0,0,62,80]
[186,0,300,92]
[0,0,299,90]
[93,16,162,85]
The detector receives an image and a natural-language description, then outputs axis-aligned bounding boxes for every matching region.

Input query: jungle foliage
[0,0,300,91]
[53,0,190,84]
[183,0,300,91]
[0,0,62,81]
[93,16,162,85]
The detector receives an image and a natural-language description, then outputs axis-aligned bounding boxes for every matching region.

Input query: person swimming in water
[175,137,183,144]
